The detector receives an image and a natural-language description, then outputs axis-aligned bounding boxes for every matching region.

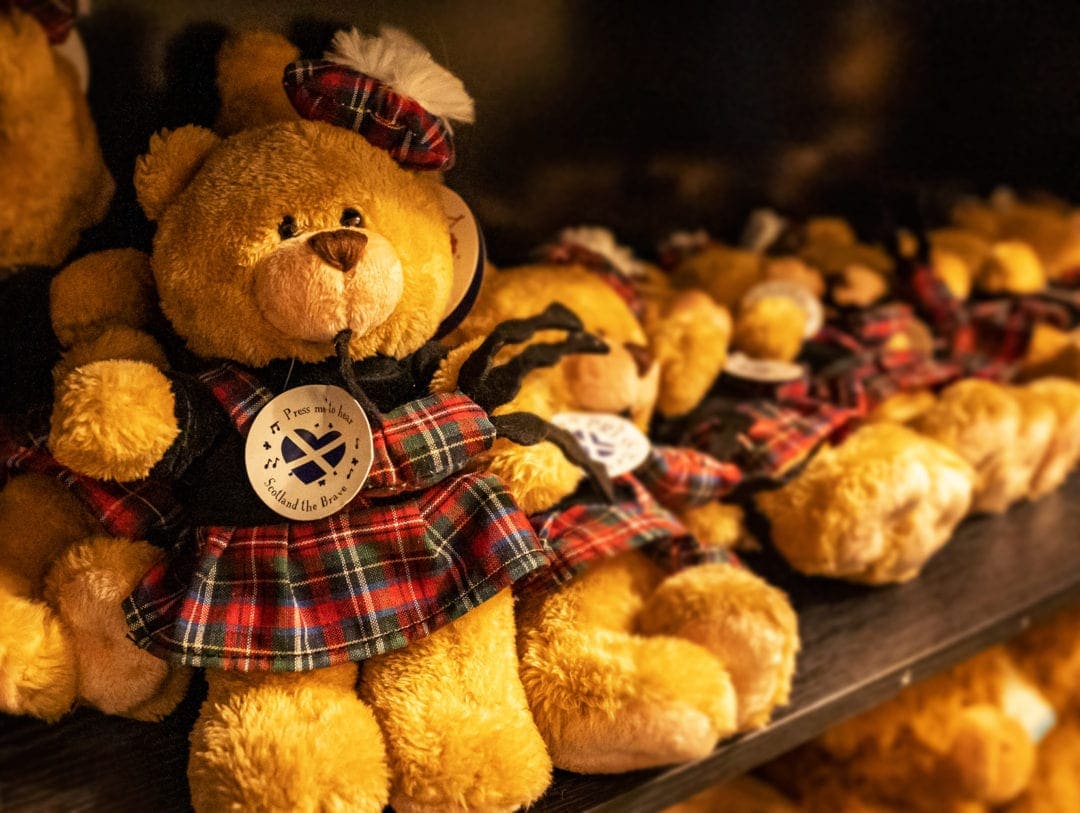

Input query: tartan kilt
[122,471,549,672]
[519,474,738,596]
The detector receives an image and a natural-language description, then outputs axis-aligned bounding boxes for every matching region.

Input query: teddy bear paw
[638,562,800,731]
[189,676,390,813]
[0,591,77,721]
[50,359,179,482]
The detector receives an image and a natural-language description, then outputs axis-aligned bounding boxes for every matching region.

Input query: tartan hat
[283,27,474,171]
[536,227,647,318]
[4,0,75,43]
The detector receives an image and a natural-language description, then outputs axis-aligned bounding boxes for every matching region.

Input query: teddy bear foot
[362,590,553,813]
[518,564,739,773]
[0,590,77,721]
[43,536,190,717]
[189,665,389,813]
[638,562,800,731]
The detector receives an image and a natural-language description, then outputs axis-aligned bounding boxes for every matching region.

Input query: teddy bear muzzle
[253,227,405,344]
[565,340,660,421]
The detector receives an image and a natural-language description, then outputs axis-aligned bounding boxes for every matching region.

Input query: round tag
[1001,673,1057,744]
[550,412,651,478]
[244,385,374,521]
[724,351,804,383]
[742,280,823,338]
[435,186,485,338]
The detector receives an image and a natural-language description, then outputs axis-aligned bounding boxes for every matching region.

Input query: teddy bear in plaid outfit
[43,27,621,813]
[442,230,800,772]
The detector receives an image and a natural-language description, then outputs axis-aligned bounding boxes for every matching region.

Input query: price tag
[550,411,651,478]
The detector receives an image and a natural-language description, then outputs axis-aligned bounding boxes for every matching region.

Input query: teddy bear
[0,0,116,413]
[650,219,979,585]
[38,26,646,813]
[1000,605,1080,813]
[760,645,1054,813]
[442,230,800,773]
[0,0,193,727]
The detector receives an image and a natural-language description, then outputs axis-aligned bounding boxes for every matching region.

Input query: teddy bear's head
[132,28,475,367]
[450,263,662,429]
[0,2,113,270]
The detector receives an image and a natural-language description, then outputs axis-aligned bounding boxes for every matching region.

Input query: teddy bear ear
[215,31,301,135]
[134,126,221,221]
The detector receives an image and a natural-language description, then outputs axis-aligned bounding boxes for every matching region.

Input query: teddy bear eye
[340,208,365,228]
[278,215,300,240]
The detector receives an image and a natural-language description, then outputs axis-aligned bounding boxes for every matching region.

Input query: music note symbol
[264,457,279,470]
[270,421,282,435]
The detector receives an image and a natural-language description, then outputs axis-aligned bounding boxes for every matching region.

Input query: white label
[724,351,804,383]
[438,187,483,324]
[244,385,373,521]
[742,279,824,338]
[550,412,651,478]
[1001,673,1057,744]
[54,29,90,93]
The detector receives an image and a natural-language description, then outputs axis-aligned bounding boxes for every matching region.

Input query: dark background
[81,0,1080,260]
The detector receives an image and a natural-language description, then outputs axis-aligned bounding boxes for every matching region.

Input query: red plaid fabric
[283,59,456,171]
[535,240,645,318]
[520,474,737,595]
[7,0,75,43]
[634,446,742,512]
[124,366,545,671]
[0,423,181,541]
[124,472,546,671]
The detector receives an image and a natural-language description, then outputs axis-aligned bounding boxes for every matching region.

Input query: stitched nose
[308,230,368,273]
[623,342,654,377]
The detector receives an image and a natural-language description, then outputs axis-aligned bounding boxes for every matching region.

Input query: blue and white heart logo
[244,384,374,521]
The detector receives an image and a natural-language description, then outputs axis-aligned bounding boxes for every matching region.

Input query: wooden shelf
[3,475,1080,813]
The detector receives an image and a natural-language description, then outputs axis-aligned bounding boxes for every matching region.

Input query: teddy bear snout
[308,230,368,273]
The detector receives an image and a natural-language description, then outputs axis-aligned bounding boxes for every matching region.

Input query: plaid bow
[535,240,645,318]
[5,0,75,44]
[283,59,456,171]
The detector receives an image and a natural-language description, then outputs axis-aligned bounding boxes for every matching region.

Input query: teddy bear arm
[50,364,223,482]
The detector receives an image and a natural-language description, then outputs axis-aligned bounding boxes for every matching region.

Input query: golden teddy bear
[758,645,1053,812]
[443,241,800,773]
[0,0,188,726]
[35,26,601,813]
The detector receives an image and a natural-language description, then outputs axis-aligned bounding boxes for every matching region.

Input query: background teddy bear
[43,27,607,813]
[443,244,800,772]
[0,1,191,727]
[0,0,116,413]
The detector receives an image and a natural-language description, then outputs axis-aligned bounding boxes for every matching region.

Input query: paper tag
[742,280,823,338]
[435,187,485,337]
[724,351,804,383]
[1001,673,1057,744]
[244,385,374,521]
[550,412,651,478]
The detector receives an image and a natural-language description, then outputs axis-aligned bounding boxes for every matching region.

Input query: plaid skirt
[520,474,738,596]
[123,471,549,671]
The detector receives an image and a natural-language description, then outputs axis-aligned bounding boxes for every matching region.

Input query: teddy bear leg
[517,551,739,773]
[189,664,389,813]
[359,588,552,813]
[42,535,191,719]
[638,562,800,730]
[0,473,96,719]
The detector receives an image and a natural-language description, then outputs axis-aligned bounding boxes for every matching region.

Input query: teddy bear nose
[623,342,654,377]
[308,230,368,273]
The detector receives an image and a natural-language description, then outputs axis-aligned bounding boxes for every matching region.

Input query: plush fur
[758,422,974,583]
[447,260,799,768]
[0,7,113,270]
[763,646,1046,811]
[47,30,552,813]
